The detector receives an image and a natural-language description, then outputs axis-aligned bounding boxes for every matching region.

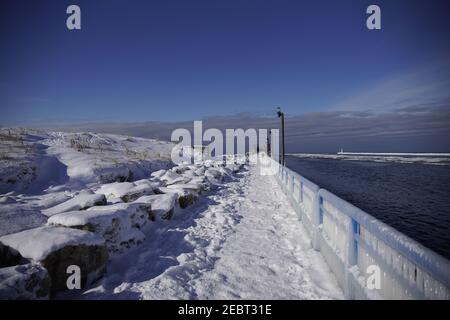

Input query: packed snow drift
[1,129,342,300]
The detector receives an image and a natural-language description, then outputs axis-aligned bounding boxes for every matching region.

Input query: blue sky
[1,0,449,125]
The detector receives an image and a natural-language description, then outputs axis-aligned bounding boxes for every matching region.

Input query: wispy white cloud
[330,61,450,112]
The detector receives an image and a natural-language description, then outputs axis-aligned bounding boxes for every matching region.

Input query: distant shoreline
[287,152,450,157]
[336,152,450,157]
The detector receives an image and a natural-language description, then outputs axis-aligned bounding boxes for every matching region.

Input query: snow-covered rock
[108,197,124,204]
[203,160,215,167]
[41,193,107,217]
[0,196,17,204]
[160,170,189,185]
[0,226,105,262]
[166,182,203,194]
[205,168,224,184]
[89,202,154,228]
[0,263,50,300]
[191,177,211,192]
[226,163,243,173]
[37,192,72,210]
[172,165,191,174]
[219,167,233,177]
[194,167,206,176]
[181,169,197,179]
[134,194,177,220]
[95,180,158,202]
[48,203,153,252]
[95,181,133,198]
[150,169,166,179]
[0,242,23,267]
[158,185,199,209]
[0,226,108,294]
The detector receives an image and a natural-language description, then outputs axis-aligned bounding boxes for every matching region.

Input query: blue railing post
[300,182,304,203]
[344,217,359,299]
[285,172,289,192]
[312,193,322,251]
[349,219,359,266]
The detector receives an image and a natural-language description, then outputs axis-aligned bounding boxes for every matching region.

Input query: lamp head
[276,106,283,118]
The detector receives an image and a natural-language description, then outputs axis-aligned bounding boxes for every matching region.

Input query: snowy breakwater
[0,159,245,299]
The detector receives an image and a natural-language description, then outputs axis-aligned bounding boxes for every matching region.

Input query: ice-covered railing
[265,156,450,299]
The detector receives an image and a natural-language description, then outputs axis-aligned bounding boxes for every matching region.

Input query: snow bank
[44,131,174,184]
[0,129,175,193]
[41,193,107,217]
[0,129,69,194]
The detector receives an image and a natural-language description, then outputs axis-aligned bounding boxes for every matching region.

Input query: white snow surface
[75,166,343,300]
[2,129,343,299]
[44,131,174,183]
[0,226,105,262]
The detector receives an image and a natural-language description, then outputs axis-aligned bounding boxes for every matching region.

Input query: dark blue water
[286,155,450,260]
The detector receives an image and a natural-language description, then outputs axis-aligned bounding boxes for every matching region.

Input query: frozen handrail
[319,188,450,290]
[264,155,450,299]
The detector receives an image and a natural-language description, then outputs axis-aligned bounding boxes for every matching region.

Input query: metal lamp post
[276,107,285,166]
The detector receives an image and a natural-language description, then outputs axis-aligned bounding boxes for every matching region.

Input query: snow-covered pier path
[78,166,343,300]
